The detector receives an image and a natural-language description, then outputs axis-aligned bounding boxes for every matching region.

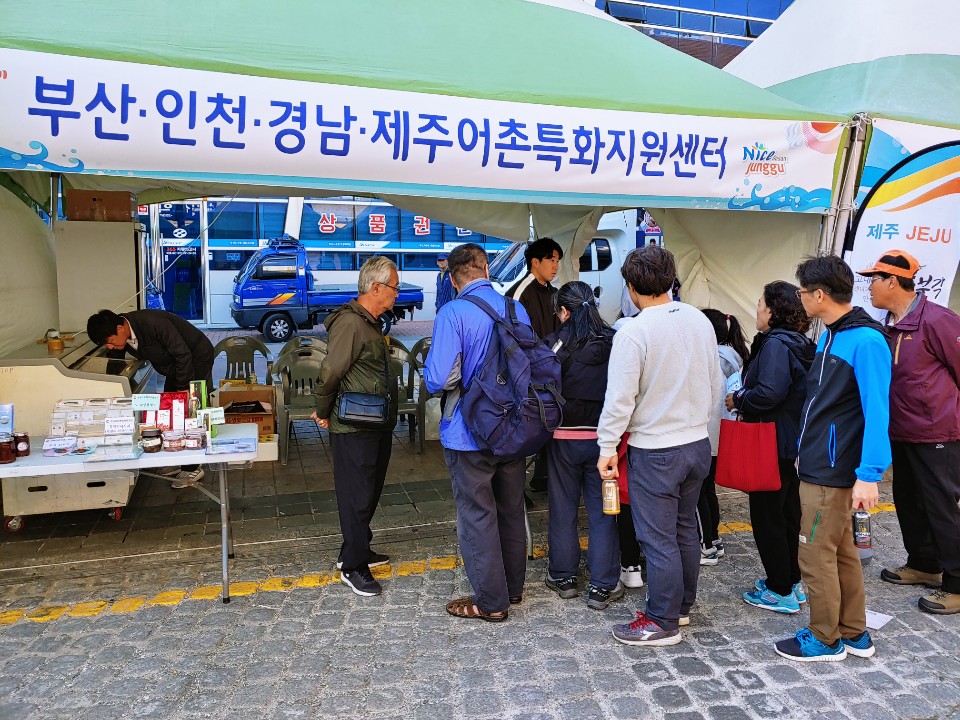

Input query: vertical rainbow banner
[847,141,960,320]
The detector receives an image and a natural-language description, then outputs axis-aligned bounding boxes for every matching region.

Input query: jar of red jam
[141,426,162,453]
[0,434,15,464]
[13,432,29,457]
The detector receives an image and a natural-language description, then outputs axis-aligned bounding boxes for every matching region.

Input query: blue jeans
[444,449,527,613]
[547,439,620,590]
[628,438,711,631]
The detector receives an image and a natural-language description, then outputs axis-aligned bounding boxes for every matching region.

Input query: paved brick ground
[1,479,960,720]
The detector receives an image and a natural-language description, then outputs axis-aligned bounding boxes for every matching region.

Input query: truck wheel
[378,313,393,336]
[262,313,294,343]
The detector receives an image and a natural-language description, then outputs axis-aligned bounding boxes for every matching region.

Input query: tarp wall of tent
[656,208,822,331]
[0,186,58,356]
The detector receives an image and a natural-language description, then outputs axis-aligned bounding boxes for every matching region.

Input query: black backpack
[459,295,564,458]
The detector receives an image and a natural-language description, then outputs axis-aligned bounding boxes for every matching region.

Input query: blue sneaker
[743,587,800,614]
[775,628,847,662]
[754,579,808,606]
[842,631,875,658]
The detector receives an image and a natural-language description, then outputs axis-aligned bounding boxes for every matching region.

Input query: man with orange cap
[858,250,960,615]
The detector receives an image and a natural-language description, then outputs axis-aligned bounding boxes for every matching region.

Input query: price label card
[132,394,161,411]
[207,407,225,424]
[42,436,78,450]
[103,416,136,435]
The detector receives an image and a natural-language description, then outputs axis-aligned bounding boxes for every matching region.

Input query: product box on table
[211,385,276,435]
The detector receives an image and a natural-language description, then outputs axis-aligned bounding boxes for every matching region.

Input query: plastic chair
[273,345,326,381]
[213,336,274,383]
[385,336,409,353]
[273,349,324,465]
[388,345,419,442]
[411,337,443,454]
[279,335,328,357]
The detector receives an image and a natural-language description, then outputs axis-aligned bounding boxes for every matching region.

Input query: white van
[488,210,638,324]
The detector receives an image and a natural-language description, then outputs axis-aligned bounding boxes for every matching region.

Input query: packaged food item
[0,404,13,433]
[0,434,16,463]
[13,432,29,457]
[141,426,162,453]
[162,431,184,452]
[184,430,205,450]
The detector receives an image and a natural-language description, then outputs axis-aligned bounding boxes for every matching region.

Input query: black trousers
[617,503,643,568]
[892,441,960,594]
[696,457,720,549]
[748,458,801,597]
[331,430,392,572]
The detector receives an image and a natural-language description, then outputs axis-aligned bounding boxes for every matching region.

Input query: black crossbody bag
[336,347,392,430]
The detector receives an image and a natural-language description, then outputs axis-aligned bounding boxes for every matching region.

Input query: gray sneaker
[587,582,625,610]
[545,575,578,599]
[612,611,682,647]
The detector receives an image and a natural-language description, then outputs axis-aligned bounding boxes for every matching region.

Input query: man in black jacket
[507,237,563,492]
[87,309,215,486]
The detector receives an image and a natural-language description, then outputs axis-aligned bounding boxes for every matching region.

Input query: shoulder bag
[336,346,392,430]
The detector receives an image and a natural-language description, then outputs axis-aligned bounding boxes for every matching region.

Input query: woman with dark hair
[699,309,749,566]
[727,281,816,614]
[542,281,623,610]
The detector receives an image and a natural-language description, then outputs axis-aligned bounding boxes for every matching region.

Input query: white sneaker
[620,565,644,588]
[700,547,719,566]
[171,468,204,488]
[713,539,725,558]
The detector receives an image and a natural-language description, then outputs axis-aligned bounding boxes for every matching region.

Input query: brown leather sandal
[445,596,508,623]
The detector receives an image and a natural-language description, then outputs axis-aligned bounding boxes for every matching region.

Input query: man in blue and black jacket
[774,256,892,663]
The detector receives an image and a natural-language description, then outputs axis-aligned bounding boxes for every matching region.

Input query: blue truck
[230,239,424,341]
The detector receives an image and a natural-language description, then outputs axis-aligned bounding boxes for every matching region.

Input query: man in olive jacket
[311,256,399,597]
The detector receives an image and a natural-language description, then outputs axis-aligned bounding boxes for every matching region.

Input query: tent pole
[50,172,59,231]
[828,114,869,256]
[818,132,850,254]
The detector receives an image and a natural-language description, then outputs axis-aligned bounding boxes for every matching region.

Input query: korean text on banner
[847,141,960,321]
[0,48,841,212]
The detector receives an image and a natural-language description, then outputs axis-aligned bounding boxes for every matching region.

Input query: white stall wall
[656,208,822,335]
[0,187,58,357]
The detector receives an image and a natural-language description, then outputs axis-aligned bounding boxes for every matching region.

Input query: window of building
[209,250,255,271]
[307,251,356,271]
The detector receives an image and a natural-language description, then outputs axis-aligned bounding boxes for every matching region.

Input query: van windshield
[489,242,525,282]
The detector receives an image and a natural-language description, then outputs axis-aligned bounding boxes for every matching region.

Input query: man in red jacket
[859,250,960,615]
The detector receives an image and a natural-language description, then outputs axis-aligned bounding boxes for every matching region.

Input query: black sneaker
[336,552,390,570]
[587,582,625,610]
[545,575,578,599]
[340,568,382,597]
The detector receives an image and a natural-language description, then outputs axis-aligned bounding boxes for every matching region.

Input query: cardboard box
[65,190,137,222]
[213,385,276,435]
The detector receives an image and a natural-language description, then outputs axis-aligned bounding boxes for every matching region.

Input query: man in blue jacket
[424,243,532,623]
[434,252,456,312]
[774,256,892,663]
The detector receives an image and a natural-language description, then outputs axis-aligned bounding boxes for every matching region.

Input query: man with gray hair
[311,255,399,597]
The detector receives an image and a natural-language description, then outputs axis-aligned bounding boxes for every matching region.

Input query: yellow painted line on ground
[0,506,903,628]
[0,610,26,626]
[190,585,225,601]
[149,590,187,606]
[260,577,297,592]
[111,597,146,613]
[68,601,108,618]
[296,573,333,588]
[25,606,68,623]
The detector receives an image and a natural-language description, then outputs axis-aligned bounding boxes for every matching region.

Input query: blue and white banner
[0,48,842,211]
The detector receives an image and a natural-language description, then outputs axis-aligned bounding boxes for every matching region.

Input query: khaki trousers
[798,481,867,645]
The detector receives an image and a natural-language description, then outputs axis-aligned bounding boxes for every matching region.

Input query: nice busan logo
[743,142,789,176]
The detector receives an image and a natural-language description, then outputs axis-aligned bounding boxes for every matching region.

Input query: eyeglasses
[376,281,401,294]
[869,275,890,284]
[795,288,818,299]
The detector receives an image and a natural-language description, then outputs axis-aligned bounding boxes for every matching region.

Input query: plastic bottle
[853,505,874,565]
[602,478,620,515]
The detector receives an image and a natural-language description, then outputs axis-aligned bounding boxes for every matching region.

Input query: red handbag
[715,418,781,492]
